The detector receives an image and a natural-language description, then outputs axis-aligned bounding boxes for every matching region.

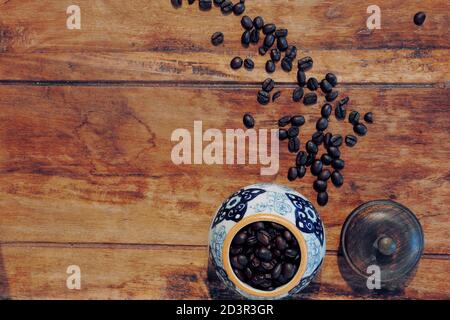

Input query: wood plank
[0,49,448,84]
[0,85,448,254]
[0,244,448,299]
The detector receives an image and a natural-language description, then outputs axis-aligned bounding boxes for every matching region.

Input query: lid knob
[376,236,397,256]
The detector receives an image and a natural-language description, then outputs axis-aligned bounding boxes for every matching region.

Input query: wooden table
[0,0,449,300]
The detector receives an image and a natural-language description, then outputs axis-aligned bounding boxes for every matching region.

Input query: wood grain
[0,85,448,254]
[0,244,448,300]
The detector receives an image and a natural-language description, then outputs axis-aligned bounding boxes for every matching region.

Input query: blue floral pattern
[285,193,324,246]
[210,225,226,266]
[211,188,266,229]
[253,191,293,216]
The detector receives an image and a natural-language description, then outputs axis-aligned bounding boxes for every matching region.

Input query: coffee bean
[297,70,306,86]
[326,90,339,102]
[321,103,332,118]
[230,57,243,69]
[307,77,319,91]
[317,192,328,206]
[261,261,274,271]
[314,179,327,192]
[306,153,315,166]
[211,32,224,46]
[316,117,328,131]
[272,263,282,279]
[264,34,276,48]
[298,56,313,71]
[328,146,341,159]
[296,151,308,166]
[321,153,332,165]
[257,90,270,105]
[231,256,244,270]
[297,165,306,178]
[241,30,251,46]
[323,132,332,148]
[257,230,271,246]
[233,231,248,245]
[213,0,224,5]
[332,159,345,170]
[237,254,249,266]
[291,115,305,127]
[326,73,338,87]
[338,96,349,106]
[274,236,287,251]
[171,0,182,8]
[244,58,254,70]
[311,160,323,176]
[287,167,298,181]
[281,57,292,72]
[320,79,333,93]
[263,23,276,35]
[272,91,282,102]
[345,134,357,147]
[282,263,296,279]
[354,123,368,136]
[233,2,245,15]
[318,169,331,181]
[285,46,297,60]
[285,249,298,259]
[288,137,300,153]
[259,46,267,55]
[230,246,243,255]
[288,126,299,138]
[331,170,344,188]
[278,129,288,141]
[364,112,374,123]
[335,104,346,120]
[348,111,360,125]
[306,140,318,154]
[414,12,426,26]
[330,134,343,147]
[257,247,273,262]
[253,16,264,29]
[188,0,195,4]
[250,29,260,43]
[283,230,293,242]
[220,0,233,13]
[275,28,288,38]
[277,37,289,51]
[247,235,258,246]
[199,0,212,10]
[241,15,253,30]
[278,115,291,127]
[262,78,275,92]
[292,87,304,102]
[266,60,276,73]
[303,92,317,105]
[245,267,253,279]
[269,49,280,63]
[243,113,255,129]
[312,131,324,145]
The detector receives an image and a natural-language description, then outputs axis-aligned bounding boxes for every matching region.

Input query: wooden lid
[341,200,424,283]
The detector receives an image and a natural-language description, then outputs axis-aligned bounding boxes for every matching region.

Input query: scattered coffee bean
[233,2,245,15]
[332,159,345,170]
[318,169,331,181]
[303,92,317,105]
[243,113,255,129]
[311,160,323,176]
[278,115,291,127]
[277,37,289,51]
[320,79,333,93]
[291,115,305,127]
[278,129,288,141]
[211,32,224,46]
[314,179,327,192]
[331,171,344,187]
[230,56,243,69]
[345,134,357,147]
[328,146,341,159]
[285,46,297,60]
[296,151,308,166]
[213,0,224,5]
[297,165,306,178]
[171,0,182,8]
[262,78,275,92]
[317,192,328,206]
[270,48,281,62]
[275,28,288,38]
[241,15,253,30]
[244,58,254,70]
[364,112,374,123]
[288,167,298,181]
[326,73,338,87]
[306,140,318,154]
[305,153,315,167]
[414,12,426,26]
[321,153,332,166]
[323,132,332,148]
[263,23,276,35]
[266,60,276,73]
[257,90,270,105]
[292,87,304,102]
[330,134,343,147]
[250,29,260,43]
[188,0,196,4]
[288,126,299,138]
[348,111,360,125]
[281,57,293,72]
[298,56,313,71]
[288,137,300,153]
[316,117,328,131]
[199,0,212,10]
[335,104,346,120]
[241,30,251,46]
[307,77,319,91]
[259,46,267,55]
[297,70,306,87]
[326,90,339,102]
[253,16,264,29]
[354,123,368,136]
[312,131,324,145]
[272,91,282,102]
[264,34,276,48]
[220,0,233,13]
[321,103,332,118]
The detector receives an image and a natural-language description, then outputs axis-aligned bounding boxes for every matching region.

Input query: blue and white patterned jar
[208,183,326,299]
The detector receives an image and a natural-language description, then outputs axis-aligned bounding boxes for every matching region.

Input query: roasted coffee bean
[270,48,281,62]
[326,73,338,87]
[292,87,304,102]
[250,29,260,43]
[241,15,253,30]
[261,261,274,271]
[220,0,233,13]
[298,56,313,71]
[257,247,273,262]
[285,45,297,60]
[213,0,224,5]
[199,0,212,10]
[335,104,346,120]
[231,256,244,270]
[278,115,291,127]
[288,137,300,153]
[252,222,264,231]
[345,134,357,147]
[323,132,332,148]
[246,235,257,246]
[257,230,271,246]
[287,167,298,181]
[285,249,298,259]
[278,129,288,141]
[330,134,343,147]
[297,70,306,86]
[296,151,308,166]
[313,179,327,192]
[253,16,264,29]
[237,254,249,266]
[348,111,360,125]
[171,0,182,8]
[245,267,253,279]
[291,115,305,127]
[277,37,289,51]
[243,113,255,129]
[233,231,248,245]
[311,160,323,176]
[272,263,282,279]
[188,0,196,4]
[264,34,276,48]
[230,57,243,69]
[263,23,276,35]
[266,60,276,73]
[326,90,339,102]
[305,153,315,166]
[338,96,349,106]
[328,146,341,159]
[233,2,245,15]
[332,159,345,170]
[316,117,328,131]
[271,222,284,231]
[262,78,275,92]
[241,30,251,46]
[211,32,224,46]
[230,246,243,255]
[272,91,282,102]
[234,268,246,281]
[303,92,318,105]
[257,90,270,105]
[306,140,318,154]
[283,230,293,242]
[259,46,267,55]
[318,169,331,181]
[275,28,288,38]
[297,165,306,178]
[307,77,319,91]
[321,153,332,166]
[282,263,296,279]
[364,112,374,123]
[312,131,324,145]
[288,126,299,138]
[275,236,288,251]
[320,79,333,93]
[331,171,344,187]
[281,57,292,72]
[317,192,328,206]
[354,123,368,136]
[244,58,254,70]
[414,12,426,26]
[321,103,332,118]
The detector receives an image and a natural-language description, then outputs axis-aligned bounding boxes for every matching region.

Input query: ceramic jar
[208,183,326,299]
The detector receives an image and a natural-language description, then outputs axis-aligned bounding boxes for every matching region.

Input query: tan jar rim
[222,214,308,298]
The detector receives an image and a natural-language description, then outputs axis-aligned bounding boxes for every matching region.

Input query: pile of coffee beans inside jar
[171,0,374,206]
[229,221,301,291]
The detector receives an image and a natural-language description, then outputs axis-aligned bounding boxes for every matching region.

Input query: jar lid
[341,200,424,283]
